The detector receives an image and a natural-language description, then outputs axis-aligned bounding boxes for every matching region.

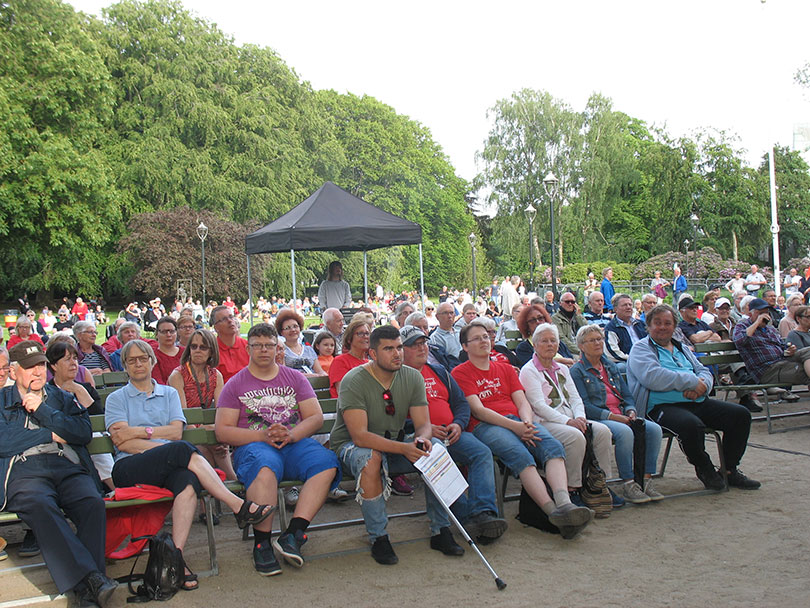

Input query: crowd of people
[3,258,810,606]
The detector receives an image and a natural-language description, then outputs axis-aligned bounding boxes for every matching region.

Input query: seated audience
[152,316,184,385]
[73,321,113,376]
[329,319,372,399]
[583,291,611,328]
[786,306,810,349]
[628,305,759,491]
[321,308,345,354]
[495,303,524,343]
[452,323,593,539]
[453,303,478,331]
[429,302,462,359]
[677,296,723,347]
[518,323,620,508]
[312,331,337,373]
[276,310,325,375]
[211,305,249,384]
[516,304,573,367]
[571,325,664,503]
[778,294,805,338]
[106,339,272,589]
[551,292,587,357]
[604,293,647,371]
[7,316,44,348]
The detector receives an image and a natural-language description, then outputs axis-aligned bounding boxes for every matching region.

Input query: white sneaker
[622,481,651,504]
[284,486,299,506]
[643,478,665,501]
[328,487,349,502]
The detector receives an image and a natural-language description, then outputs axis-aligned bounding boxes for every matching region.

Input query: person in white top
[518,323,614,499]
[784,268,802,295]
[317,261,352,310]
[744,265,766,295]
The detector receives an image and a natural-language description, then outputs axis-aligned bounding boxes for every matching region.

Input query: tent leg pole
[363,250,368,305]
[247,254,254,328]
[419,243,426,311]
[291,249,297,313]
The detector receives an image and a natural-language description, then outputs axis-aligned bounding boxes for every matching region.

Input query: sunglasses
[382,389,395,415]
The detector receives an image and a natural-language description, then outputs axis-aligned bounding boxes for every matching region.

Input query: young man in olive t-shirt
[329,325,464,565]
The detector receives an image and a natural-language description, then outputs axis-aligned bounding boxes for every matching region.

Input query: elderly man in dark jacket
[0,341,116,607]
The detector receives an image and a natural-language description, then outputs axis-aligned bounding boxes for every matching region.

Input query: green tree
[0,0,121,298]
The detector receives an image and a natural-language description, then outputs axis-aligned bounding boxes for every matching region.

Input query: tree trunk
[731,230,738,261]
[558,238,564,268]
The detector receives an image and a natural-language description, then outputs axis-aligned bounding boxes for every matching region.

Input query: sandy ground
[2,402,809,608]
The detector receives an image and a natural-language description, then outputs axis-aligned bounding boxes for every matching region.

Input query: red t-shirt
[152,346,184,385]
[597,364,622,415]
[217,336,249,384]
[329,352,366,398]
[420,365,453,426]
[452,360,524,429]
[71,301,89,320]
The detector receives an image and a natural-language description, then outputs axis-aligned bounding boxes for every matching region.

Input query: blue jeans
[472,415,565,477]
[446,431,498,518]
[338,438,450,542]
[600,419,663,480]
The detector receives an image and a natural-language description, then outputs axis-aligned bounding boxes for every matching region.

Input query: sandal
[234,500,275,529]
[182,571,199,591]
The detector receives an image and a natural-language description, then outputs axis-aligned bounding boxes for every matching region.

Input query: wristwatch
[145,427,153,440]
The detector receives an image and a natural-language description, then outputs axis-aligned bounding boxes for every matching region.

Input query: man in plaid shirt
[733,298,810,386]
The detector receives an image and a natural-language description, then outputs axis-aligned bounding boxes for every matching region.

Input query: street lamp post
[197,221,208,312]
[542,172,559,299]
[468,232,477,297]
[523,203,537,292]
[683,239,690,284]
[690,213,699,296]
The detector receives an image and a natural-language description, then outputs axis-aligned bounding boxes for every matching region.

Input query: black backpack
[125,531,185,603]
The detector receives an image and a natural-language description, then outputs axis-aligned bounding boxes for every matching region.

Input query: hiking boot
[82,571,118,608]
[621,481,651,504]
[371,535,398,565]
[739,394,764,412]
[391,475,414,496]
[253,541,282,576]
[19,530,40,557]
[609,487,626,508]
[643,478,665,501]
[696,466,726,491]
[284,486,299,506]
[726,469,761,490]
[272,530,307,568]
[429,527,464,556]
[466,510,508,542]
[548,502,594,532]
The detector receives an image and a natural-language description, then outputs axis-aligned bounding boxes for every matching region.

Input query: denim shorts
[472,415,565,477]
[233,438,341,491]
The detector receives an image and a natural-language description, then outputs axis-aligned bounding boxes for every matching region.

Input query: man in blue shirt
[672,266,688,306]
[600,268,615,312]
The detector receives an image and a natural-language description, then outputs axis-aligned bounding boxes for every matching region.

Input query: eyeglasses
[426,307,435,311]
[189,343,210,351]
[583,337,604,344]
[406,339,428,348]
[354,331,370,338]
[215,315,236,324]
[157,328,176,335]
[526,316,544,324]
[281,325,299,332]
[126,356,151,367]
[382,389,395,415]
[83,330,98,335]
[248,342,277,351]
[561,299,575,304]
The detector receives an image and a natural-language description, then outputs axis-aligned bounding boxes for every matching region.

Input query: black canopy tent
[244,181,424,322]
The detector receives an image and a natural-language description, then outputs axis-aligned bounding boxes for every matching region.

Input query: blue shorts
[233,438,341,491]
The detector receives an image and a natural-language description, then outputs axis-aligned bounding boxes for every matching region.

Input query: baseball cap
[8,341,47,368]
[715,297,731,308]
[677,296,700,309]
[748,298,769,311]
[399,325,428,346]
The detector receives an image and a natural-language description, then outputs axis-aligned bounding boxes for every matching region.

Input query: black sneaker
[82,571,118,608]
[726,469,761,490]
[696,466,726,491]
[19,530,40,557]
[429,527,464,556]
[739,394,764,412]
[272,530,307,568]
[253,541,282,576]
[466,511,508,542]
[371,535,398,565]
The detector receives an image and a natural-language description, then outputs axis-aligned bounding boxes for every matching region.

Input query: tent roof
[245,182,422,254]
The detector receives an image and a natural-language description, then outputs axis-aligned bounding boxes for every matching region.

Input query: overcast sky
[69,0,810,182]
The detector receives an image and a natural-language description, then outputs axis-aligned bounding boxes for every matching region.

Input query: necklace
[365,363,393,390]
[187,362,213,408]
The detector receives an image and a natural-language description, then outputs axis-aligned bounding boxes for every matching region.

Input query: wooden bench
[694,341,810,434]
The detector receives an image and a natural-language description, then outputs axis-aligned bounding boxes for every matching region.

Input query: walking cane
[416,441,506,591]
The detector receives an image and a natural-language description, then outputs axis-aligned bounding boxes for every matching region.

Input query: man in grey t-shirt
[429,302,462,358]
[330,325,463,565]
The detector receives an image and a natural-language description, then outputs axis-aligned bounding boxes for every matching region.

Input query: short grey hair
[72,320,95,336]
[117,321,140,341]
[531,322,559,346]
[404,311,426,325]
[739,295,756,315]
[588,291,605,304]
[641,293,658,303]
[394,301,415,317]
[470,317,496,331]
[612,293,632,308]
[322,307,343,324]
[787,293,804,306]
[575,323,604,347]
[120,339,156,371]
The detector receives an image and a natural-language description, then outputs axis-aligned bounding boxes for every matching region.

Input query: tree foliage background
[0,0,808,305]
